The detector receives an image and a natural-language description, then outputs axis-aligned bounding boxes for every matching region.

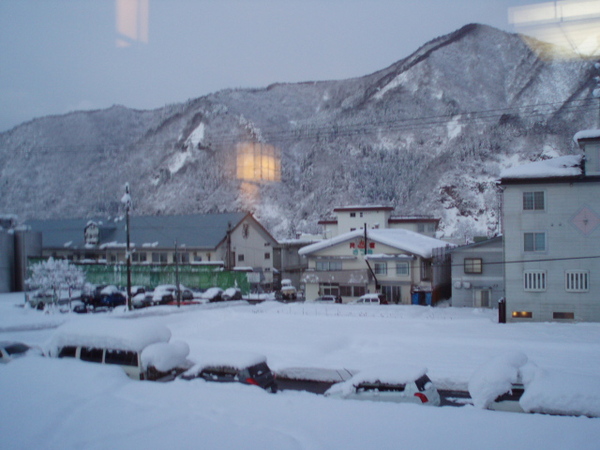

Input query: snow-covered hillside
[0,24,596,239]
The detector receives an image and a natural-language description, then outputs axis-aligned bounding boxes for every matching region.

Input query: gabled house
[500,129,600,322]
[449,236,504,308]
[299,228,453,304]
[25,212,279,290]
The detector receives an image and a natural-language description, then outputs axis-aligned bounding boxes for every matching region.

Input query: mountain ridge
[1,24,596,239]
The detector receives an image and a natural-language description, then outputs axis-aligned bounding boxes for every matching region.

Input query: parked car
[314,295,340,303]
[181,352,277,393]
[151,285,178,305]
[222,287,242,301]
[132,291,152,309]
[280,279,297,301]
[351,293,387,305]
[489,383,526,413]
[97,285,126,308]
[325,366,441,406]
[49,320,191,381]
[200,287,224,302]
[0,341,40,363]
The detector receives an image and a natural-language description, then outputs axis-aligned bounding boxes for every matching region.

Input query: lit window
[464,258,483,274]
[524,270,546,291]
[523,191,545,210]
[565,270,589,292]
[236,142,281,182]
[524,232,546,252]
[512,311,533,319]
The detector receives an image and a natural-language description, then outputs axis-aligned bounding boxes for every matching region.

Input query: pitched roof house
[299,228,453,304]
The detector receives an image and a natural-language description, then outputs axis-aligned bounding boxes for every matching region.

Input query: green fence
[28,259,251,293]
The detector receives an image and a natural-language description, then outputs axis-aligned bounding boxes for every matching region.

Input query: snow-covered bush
[26,257,86,304]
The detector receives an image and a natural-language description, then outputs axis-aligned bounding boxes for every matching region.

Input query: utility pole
[174,239,181,308]
[594,61,600,128]
[121,183,132,311]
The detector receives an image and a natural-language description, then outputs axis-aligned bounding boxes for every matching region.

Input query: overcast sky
[0,0,557,132]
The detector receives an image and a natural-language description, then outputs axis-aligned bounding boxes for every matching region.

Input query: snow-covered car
[181,352,278,393]
[132,292,152,309]
[151,285,178,305]
[48,319,191,381]
[0,341,41,363]
[313,295,339,303]
[222,287,242,301]
[351,293,386,305]
[324,366,441,406]
[469,351,600,418]
[199,287,224,302]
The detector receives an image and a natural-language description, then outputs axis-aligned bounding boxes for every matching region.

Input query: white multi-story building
[500,130,600,322]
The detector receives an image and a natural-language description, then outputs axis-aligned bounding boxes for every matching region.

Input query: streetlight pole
[122,183,132,311]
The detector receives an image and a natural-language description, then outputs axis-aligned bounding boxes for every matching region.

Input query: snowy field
[1,292,600,449]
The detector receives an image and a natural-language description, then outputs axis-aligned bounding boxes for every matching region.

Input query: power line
[9,98,598,155]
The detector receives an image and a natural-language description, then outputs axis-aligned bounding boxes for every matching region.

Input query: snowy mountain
[0,24,596,239]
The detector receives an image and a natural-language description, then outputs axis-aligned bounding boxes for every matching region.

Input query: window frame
[522,191,545,211]
[374,262,388,275]
[524,232,546,252]
[395,262,410,276]
[523,270,547,292]
[464,258,483,274]
[565,270,589,292]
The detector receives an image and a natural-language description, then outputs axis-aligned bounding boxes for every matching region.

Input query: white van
[48,319,190,381]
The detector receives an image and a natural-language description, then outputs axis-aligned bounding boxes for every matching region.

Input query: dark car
[222,287,242,301]
[181,353,277,393]
[0,341,38,363]
[82,285,126,309]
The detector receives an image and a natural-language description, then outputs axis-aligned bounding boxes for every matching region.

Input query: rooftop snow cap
[500,155,583,180]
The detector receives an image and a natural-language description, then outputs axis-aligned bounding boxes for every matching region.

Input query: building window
[341,285,366,297]
[374,262,387,275]
[523,191,545,211]
[524,232,546,252]
[316,260,342,271]
[319,282,339,296]
[264,252,271,260]
[395,262,410,275]
[464,258,483,274]
[152,252,167,264]
[553,312,575,320]
[565,270,589,292]
[512,311,533,319]
[193,253,202,262]
[238,254,245,262]
[350,213,356,218]
[176,253,189,263]
[524,270,546,291]
[132,252,147,263]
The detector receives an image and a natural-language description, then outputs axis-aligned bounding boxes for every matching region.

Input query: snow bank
[141,341,190,371]
[47,318,171,354]
[326,365,428,396]
[468,351,528,409]
[521,368,600,418]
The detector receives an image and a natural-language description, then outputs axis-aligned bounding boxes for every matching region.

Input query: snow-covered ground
[1,292,599,449]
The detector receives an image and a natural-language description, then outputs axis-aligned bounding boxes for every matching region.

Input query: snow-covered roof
[500,155,583,180]
[48,319,171,354]
[25,212,254,250]
[573,129,600,143]
[299,228,452,259]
